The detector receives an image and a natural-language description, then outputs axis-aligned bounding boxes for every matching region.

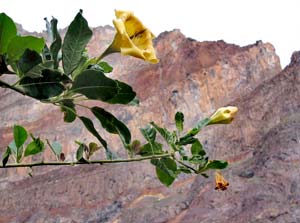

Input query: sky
[1,0,300,67]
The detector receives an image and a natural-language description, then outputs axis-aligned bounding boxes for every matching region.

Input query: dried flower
[215,171,229,191]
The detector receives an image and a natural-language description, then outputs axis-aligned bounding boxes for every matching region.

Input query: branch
[0,153,170,168]
[0,79,27,96]
[173,157,198,174]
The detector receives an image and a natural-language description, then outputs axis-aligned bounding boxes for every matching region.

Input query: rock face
[1,26,299,223]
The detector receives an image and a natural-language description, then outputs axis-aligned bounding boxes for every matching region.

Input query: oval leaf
[140,126,156,143]
[98,61,113,73]
[2,147,11,167]
[62,10,92,75]
[0,13,17,54]
[60,99,76,123]
[7,36,45,61]
[151,158,177,187]
[76,143,88,162]
[71,70,118,101]
[14,125,28,148]
[191,139,206,156]
[106,80,136,104]
[203,160,228,171]
[150,122,175,145]
[20,69,65,99]
[24,138,45,157]
[79,116,107,147]
[17,49,42,75]
[50,141,62,157]
[91,106,131,145]
[175,112,184,132]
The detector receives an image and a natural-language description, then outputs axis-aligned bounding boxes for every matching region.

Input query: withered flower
[215,171,229,191]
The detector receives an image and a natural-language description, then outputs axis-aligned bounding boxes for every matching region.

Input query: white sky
[1,0,300,67]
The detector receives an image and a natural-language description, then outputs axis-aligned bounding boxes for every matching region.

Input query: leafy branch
[0,10,238,187]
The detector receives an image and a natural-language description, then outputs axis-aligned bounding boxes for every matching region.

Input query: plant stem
[0,153,170,168]
[174,157,198,173]
[74,103,91,109]
[0,79,27,96]
[95,46,117,64]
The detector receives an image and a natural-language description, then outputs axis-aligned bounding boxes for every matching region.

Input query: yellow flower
[99,10,159,64]
[208,106,238,125]
[215,171,229,191]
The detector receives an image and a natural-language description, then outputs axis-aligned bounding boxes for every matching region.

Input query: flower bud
[208,106,238,125]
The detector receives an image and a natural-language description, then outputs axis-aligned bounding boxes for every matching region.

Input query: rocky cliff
[0,26,299,223]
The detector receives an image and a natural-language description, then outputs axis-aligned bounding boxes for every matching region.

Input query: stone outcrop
[0,26,299,223]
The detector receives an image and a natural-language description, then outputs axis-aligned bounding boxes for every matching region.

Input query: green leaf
[7,36,45,61]
[150,122,176,146]
[0,55,9,74]
[49,17,62,69]
[24,60,54,78]
[175,112,184,132]
[20,69,65,99]
[140,125,156,142]
[185,118,211,138]
[8,141,17,156]
[49,141,62,157]
[2,147,11,167]
[62,10,92,75]
[106,80,136,104]
[203,160,228,170]
[87,142,100,159]
[60,99,76,123]
[179,118,211,145]
[70,52,89,78]
[79,116,117,159]
[139,142,163,156]
[191,139,206,156]
[42,44,51,61]
[76,143,88,162]
[71,69,118,100]
[177,135,197,146]
[91,106,131,145]
[197,157,209,170]
[71,70,136,104]
[98,61,113,73]
[14,125,28,148]
[151,157,177,187]
[140,126,165,156]
[188,155,207,165]
[17,49,42,75]
[0,13,17,54]
[24,137,45,157]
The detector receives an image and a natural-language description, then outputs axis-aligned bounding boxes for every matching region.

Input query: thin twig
[0,153,170,168]
[0,79,27,96]
[174,157,198,173]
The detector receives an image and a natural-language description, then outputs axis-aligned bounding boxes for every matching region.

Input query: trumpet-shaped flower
[99,10,159,64]
[208,106,238,125]
[215,171,229,191]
